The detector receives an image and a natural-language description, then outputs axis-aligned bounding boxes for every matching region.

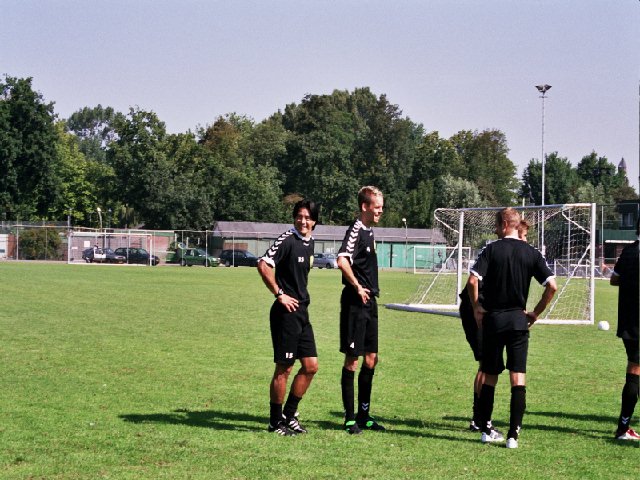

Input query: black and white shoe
[268,421,296,436]
[481,428,505,443]
[286,414,308,434]
[469,420,480,432]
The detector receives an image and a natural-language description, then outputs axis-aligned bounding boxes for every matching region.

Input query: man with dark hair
[609,218,640,441]
[338,186,386,434]
[258,199,320,436]
[467,207,557,449]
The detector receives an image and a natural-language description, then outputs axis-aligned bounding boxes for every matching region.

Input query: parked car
[113,247,160,266]
[82,247,126,264]
[175,248,220,267]
[313,253,338,269]
[219,249,259,267]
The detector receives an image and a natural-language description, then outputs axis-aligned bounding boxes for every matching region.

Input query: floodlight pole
[536,84,551,257]
[535,84,551,206]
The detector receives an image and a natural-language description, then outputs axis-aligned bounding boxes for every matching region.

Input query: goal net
[387,203,596,325]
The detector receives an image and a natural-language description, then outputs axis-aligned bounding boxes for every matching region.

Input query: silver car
[313,253,338,269]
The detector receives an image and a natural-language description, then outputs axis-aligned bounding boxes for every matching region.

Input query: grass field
[0,263,637,479]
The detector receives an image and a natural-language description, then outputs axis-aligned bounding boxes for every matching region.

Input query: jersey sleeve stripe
[265,230,293,259]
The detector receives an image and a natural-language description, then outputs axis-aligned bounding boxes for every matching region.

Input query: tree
[66,105,123,164]
[576,151,637,202]
[280,92,361,224]
[520,153,580,205]
[0,76,61,219]
[403,180,435,228]
[435,174,484,209]
[277,88,422,224]
[451,129,518,206]
[107,108,176,229]
[52,122,102,224]
[198,114,287,223]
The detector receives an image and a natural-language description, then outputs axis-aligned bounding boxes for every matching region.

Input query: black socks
[478,384,496,434]
[341,367,356,421]
[269,402,283,427]
[618,373,639,433]
[283,393,302,420]
[357,366,375,421]
[508,386,526,439]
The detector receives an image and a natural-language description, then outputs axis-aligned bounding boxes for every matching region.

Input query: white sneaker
[615,428,640,441]
[506,437,518,449]
[481,429,505,443]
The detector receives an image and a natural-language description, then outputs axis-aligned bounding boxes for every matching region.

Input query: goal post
[387,203,596,325]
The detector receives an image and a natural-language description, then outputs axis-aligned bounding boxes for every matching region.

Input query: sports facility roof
[212,221,446,244]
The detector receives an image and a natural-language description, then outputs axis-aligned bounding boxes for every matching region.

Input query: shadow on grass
[321,411,479,443]
[119,409,265,432]
[444,411,621,440]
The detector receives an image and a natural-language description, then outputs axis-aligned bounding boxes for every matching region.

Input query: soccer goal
[387,203,597,325]
[68,231,154,264]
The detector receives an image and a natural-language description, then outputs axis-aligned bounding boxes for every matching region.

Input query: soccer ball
[597,321,610,331]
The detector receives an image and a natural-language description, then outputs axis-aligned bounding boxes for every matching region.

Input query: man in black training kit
[609,218,640,441]
[459,265,488,433]
[467,208,557,449]
[338,186,386,434]
[459,218,532,432]
[258,199,320,436]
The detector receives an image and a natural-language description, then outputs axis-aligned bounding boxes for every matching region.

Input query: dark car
[113,247,160,266]
[313,253,338,269]
[82,247,126,264]
[219,249,259,267]
[174,248,220,267]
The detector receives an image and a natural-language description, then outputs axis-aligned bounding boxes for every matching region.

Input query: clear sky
[3,0,639,192]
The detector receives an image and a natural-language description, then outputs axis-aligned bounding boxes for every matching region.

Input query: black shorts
[481,329,530,375]
[340,290,378,357]
[460,301,482,362]
[623,338,640,365]
[270,302,317,365]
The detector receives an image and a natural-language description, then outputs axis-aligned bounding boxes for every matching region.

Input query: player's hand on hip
[526,311,537,328]
[279,294,299,312]
[473,305,486,328]
[357,285,370,304]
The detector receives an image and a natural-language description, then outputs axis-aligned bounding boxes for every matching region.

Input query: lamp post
[402,217,408,272]
[107,208,112,248]
[96,207,103,247]
[535,84,551,206]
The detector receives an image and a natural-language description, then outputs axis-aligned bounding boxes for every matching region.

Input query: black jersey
[261,228,315,305]
[471,237,553,314]
[612,240,639,341]
[460,279,484,308]
[338,219,379,297]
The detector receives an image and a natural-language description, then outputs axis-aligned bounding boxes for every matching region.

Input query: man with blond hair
[467,208,557,449]
[338,186,386,434]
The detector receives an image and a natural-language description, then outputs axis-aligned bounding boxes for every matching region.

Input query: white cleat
[481,429,505,443]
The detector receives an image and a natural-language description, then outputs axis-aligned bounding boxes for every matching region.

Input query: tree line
[1,75,636,230]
